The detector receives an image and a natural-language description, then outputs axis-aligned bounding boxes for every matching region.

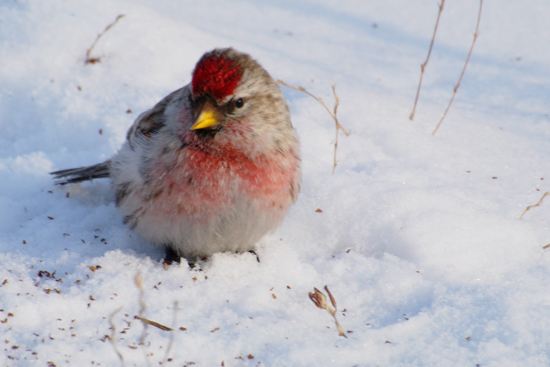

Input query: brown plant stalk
[409,0,446,121]
[277,80,349,173]
[308,286,346,337]
[432,0,483,135]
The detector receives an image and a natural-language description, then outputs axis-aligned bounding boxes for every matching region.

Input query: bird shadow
[9,180,163,276]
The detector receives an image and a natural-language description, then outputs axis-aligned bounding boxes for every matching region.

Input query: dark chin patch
[194,126,222,139]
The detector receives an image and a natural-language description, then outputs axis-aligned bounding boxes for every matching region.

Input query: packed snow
[1,1,549,366]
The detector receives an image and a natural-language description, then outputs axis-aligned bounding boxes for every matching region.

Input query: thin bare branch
[85,14,125,64]
[108,307,125,367]
[432,0,483,135]
[519,192,549,219]
[543,243,550,250]
[409,0,446,121]
[277,80,349,173]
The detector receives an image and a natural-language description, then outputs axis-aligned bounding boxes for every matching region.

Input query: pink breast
[149,145,297,218]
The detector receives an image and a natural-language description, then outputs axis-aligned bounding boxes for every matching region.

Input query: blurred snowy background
[1,1,549,366]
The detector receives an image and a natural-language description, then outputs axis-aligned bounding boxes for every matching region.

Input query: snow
[1,0,550,366]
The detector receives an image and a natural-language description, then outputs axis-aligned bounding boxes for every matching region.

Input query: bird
[51,48,301,263]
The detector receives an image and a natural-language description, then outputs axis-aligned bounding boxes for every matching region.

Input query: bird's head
[187,48,297,156]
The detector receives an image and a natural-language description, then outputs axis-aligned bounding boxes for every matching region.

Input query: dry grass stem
[134,272,148,343]
[409,0,446,121]
[85,14,125,64]
[277,80,349,173]
[519,192,549,219]
[134,272,152,367]
[108,307,125,367]
[308,286,347,337]
[161,301,178,365]
[432,0,483,135]
[324,285,337,310]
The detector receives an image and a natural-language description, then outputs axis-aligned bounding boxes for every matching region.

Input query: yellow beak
[190,105,219,131]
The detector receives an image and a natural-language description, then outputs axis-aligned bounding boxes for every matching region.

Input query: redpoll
[52,48,301,261]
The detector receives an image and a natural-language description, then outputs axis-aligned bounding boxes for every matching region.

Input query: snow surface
[1,0,550,366]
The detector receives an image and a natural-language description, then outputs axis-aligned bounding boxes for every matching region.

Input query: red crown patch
[192,54,243,100]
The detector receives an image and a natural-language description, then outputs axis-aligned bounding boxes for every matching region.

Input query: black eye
[235,98,244,108]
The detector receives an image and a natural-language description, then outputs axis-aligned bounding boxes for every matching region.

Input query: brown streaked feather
[127,88,183,146]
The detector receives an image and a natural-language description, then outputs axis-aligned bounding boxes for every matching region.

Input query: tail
[50,161,111,185]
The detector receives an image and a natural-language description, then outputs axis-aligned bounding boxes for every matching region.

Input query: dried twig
[134,273,176,366]
[108,307,125,367]
[432,0,483,135]
[85,14,125,64]
[134,315,173,332]
[308,286,346,337]
[543,243,550,250]
[277,80,349,173]
[519,192,549,219]
[409,0,446,121]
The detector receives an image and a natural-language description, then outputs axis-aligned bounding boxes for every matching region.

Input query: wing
[126,87,185,149]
